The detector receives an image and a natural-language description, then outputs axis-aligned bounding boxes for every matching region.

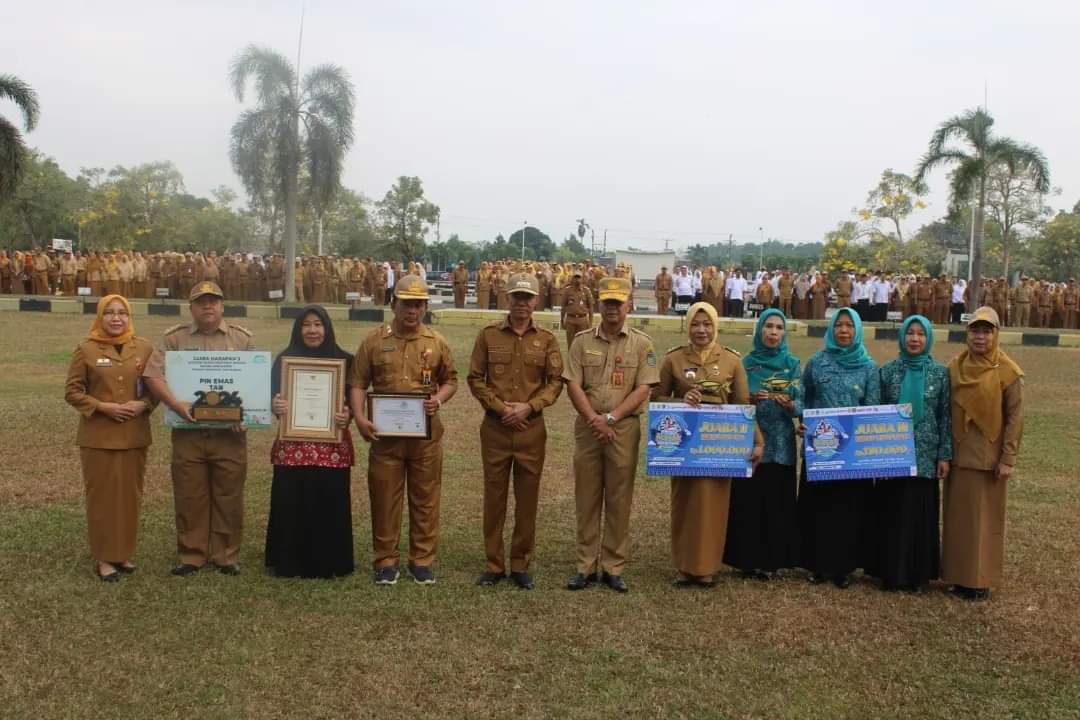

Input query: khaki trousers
[564,317,590,350]
[477,288,491,310]
[1015,303,1031,328]
[780,296,793,317]
[454,285,466,308]
[656,292,671,315]
[367,417,444,570]
[573,415,641,576]
[481,415,546,573]
[171,429,247,566]
[61,275,76,296]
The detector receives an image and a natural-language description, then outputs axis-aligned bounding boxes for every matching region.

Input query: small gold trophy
[192,389,244,422]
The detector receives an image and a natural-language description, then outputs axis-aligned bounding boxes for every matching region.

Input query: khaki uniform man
[1063,281,1078,330]
[143,281,255,575]
[779,271,795,316]
[654,267,673,315]
[268,255,285,298]
[755,275,775,316]
[835,273,853,309]
[915,277,933,318]
[0,252,11,293]
[59,251,77,296]
[32,250,50,295]
[75,252,88,291]
[991,279,1008,327]
[1036,283,1051,328]
[467,274,564,589]
[87,253,104,296]
[561,271,595,349]
[178,255,197,299]
[351,275,458,585]
[347,259,365,302]
[563,277,660,593]
[452,261,469,308]
[248,257,266,301]
[933,276,950,325]
[1013,279,1033,328]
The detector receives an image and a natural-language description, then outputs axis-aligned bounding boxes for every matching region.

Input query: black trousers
[856,299,871,321]
[951,302,964,324]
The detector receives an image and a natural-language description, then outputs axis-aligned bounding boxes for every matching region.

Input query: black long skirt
[265,465,354,579]
[871,476,940,590]
[797,466,874,578]
[724,462,799,572]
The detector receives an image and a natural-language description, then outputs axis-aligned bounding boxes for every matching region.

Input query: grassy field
[1,311,1078,720]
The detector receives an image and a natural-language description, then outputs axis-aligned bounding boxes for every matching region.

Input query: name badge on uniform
[382,345,395,352]
[611,368,624,387]
[96,358,112,367]
[422,368,432,387]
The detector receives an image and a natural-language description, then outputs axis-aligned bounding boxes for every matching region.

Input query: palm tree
[914,108,1048,305]
[229,46,355,301]
[0,73,41,203]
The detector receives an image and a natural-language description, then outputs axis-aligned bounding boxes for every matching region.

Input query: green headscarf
[898,314,933,424]
[744,309,800,396]
[824,308,875,370]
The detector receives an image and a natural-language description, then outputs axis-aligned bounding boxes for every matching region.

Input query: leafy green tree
[1030,212,1080,281]
[913,108,1049,299]
[507,226,554,260]
[376,176,439,261]
[321,188,378,257]
[229,45,356,301]
[0,73,40,204]
[0,150,82,249]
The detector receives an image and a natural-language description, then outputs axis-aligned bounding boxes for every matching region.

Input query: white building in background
[614,249,677,289]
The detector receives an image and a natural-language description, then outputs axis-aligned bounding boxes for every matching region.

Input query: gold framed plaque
[367,393,431,439]
[279,357,346,443]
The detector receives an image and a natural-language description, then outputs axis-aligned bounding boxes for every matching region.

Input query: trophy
[192,389,244,422]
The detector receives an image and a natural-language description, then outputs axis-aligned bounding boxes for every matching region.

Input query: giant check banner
[646,403,756,478]
[803,404,916,481]
[164,351,272,429]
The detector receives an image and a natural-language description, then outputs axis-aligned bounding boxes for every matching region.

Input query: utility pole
[758,226,764,269]
[603,229,607,255]
[728,233,733,268]
[521,220,527,259]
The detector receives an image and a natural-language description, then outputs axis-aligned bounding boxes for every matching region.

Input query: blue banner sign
[646,403,757,478]
[803,404,916,481]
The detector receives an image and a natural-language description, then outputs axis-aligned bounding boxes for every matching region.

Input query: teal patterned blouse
[879,358,953,479]
[749,363,803,467]
[801,351,881,411]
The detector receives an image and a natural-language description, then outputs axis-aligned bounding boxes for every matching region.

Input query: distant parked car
[426,271,452,283]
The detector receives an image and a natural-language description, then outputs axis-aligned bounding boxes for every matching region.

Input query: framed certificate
[368,393,431,439]
[280,357,346,442]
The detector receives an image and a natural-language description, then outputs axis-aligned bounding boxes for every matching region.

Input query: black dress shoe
[566,572,597,590]
[476,571,505,587]
[602,572,629,593]
[110,562,136,575]
[509,571,535,590]
[672,573,695,588]
[96,565,120,583]
[171,563,202,576]
[832,574,851,589]
[218,564,242,576]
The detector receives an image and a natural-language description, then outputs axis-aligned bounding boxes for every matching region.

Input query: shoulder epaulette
[665,344,685,355]
[231,324,253,337]
[723,346,741,357]
[164,323,187,335]
[629,327,652,337]
[574,327,593,337]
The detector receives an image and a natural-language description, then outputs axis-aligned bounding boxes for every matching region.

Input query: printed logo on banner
[652,413,690,453]
[810,418,847,458]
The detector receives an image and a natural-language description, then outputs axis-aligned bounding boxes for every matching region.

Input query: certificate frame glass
[280,357,346,442]
[367,392,431,439]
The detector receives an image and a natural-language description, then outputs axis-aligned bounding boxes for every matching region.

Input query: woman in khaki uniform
[64,295,155,581]
[652,302,763,587]
[944,307,1024,601]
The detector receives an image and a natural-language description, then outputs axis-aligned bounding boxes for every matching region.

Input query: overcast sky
[5,0,1078,252]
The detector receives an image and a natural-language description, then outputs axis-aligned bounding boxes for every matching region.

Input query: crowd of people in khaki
[10,245,1079,330]
[65,264,1023,601]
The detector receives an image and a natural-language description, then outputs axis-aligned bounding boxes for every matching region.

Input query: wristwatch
[605,413,617,426]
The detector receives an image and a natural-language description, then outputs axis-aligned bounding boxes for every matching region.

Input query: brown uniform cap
[507,273,539,296]
[967,306,1000,328]
[190,281,224,301]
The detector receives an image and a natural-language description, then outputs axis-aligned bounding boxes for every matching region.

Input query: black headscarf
[271,305,354,397]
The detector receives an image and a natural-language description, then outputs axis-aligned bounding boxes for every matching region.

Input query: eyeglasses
[102,310,129,318]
